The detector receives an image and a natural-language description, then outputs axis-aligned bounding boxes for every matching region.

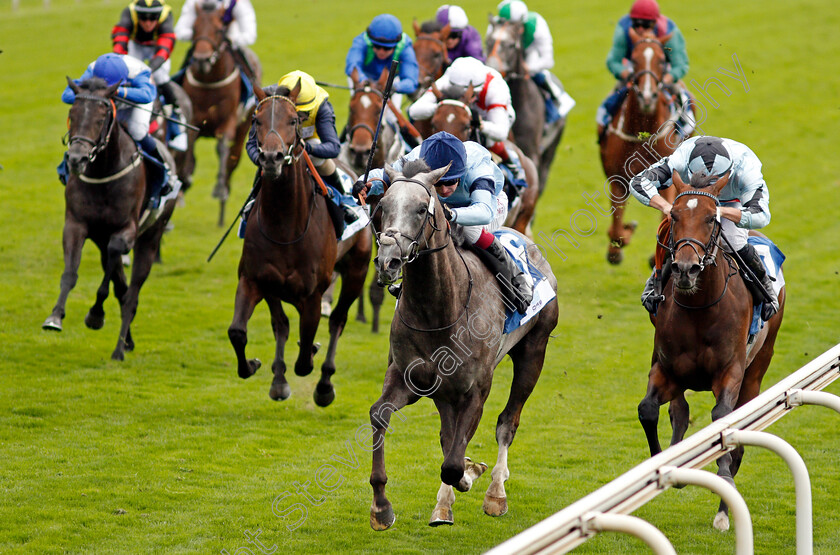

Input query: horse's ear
[412,18,421,37]
[628,26,640,44]
[384,165,398,192]
[377,67,390,91]
[441,23,451,41]
[350,67,360,88]
[463,83,475,103]
[431,82,443,100]
[427,163,451,186]
[288,78,302,104]
[710,170,731,196]
[672,169,689,194]
[254,85,267,102]
[66,76,81,95]
[104,81,121,98]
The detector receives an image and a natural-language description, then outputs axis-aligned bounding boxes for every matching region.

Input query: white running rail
[487,343,840,555]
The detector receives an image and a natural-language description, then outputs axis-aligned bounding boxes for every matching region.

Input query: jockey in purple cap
[435,5,485,62]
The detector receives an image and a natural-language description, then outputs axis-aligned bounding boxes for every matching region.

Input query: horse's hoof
[239,358,261,379]
[269,381,291,401]
[713,511,730,531]
[355,313,367,324]
[606,249,623,265]
[294,361,313,377]
[313,383,335,407]
[370,506,396,531]
[111,349,125,361]
[429,507,454,527]
[42,316,63,332]
[625,220,639,232]
[211,183,228,201]
[124,336,135,352]
[483,494,508,517]
[84,310,105,330]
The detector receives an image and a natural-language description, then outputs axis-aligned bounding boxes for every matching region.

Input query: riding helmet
[419,132,467,181]
[686,137,733,180]
[366,14,403,48]
[436,5,469,30]
[498,0,528,23]
[133,0,165,16]
[447,57,488,91]
[278,70,322,112]
[630,0,660,21]
[92,53,129,86]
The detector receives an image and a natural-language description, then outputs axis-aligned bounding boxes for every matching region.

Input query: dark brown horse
[600,27,681,264]
[485,17,565,194]
[427,85,539,237]
[228,83,372,406]
[367,161,558,530]
[152,80,195,193]
[410,18,451,101]
[638,171,786,531]
[43,78,177,360]
[181,2,261,226]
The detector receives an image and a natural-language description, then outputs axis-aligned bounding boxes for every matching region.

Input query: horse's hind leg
[264,295,291,401]
[638,360,681,457]
[87,232,133,330]
[228,276,263,379]
[43,218,87,331]
[668,393,690,446]
[112,229,156,360]
[111,262,133,351]
[212,134,232,226]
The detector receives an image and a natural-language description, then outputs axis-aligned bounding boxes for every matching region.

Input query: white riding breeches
[462,191,508,245]
[117,105,153,141]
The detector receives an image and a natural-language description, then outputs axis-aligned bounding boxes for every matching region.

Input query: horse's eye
[670,213,679,222]
[705,215,715,224]
[416,205,426,215]
[289,119,298,126]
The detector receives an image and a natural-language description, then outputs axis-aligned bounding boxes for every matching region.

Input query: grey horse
[367,160,559,529]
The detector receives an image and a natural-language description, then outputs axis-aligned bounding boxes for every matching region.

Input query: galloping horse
[181,1,261,226]
[485,17,565,194]
[410,19,451,101]
[426,85,539,237]
[367,161,558,530]
[228,83,372,406]
[600,27,681,264]
[638,171,785,531]
[43,78,177,360]
[152,81,195,192]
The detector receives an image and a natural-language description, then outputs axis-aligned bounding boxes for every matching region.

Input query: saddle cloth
[494,230,556,334]
[748,236,785,335]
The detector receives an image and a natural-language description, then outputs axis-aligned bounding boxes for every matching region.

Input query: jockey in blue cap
[62,52,176,210]
[631,135,778,320]
[355,131,532,312]
[345,14,419,127]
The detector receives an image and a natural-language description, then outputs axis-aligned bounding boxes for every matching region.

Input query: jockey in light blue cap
[356,131,532,312]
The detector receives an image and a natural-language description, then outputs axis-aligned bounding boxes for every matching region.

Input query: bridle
[67,94,117,164]
[432,99,478,140]
[663,190,736,310]
[485,21,524,79]
[373,176,474,333]
[347,83,384,143]
[255,95,302,167]
[629,38,667,98]
[414,34,450,87]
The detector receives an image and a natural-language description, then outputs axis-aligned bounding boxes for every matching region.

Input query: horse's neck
[259,162,313,232]
[622,89,668,133]
[89,124,137,175]
[400,233,466,320]
[197,47,236,81]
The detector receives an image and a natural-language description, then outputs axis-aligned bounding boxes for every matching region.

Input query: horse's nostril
[689,264,702,276]
[387,258,401,271]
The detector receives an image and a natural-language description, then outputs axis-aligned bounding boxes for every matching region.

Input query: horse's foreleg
[111,260,132,352]
[668,393,690,446]
[606,174,635,265]
[293,294,321,378]
[369,369,417,531]
[263,295,291,401]
[111,229,156,361]
[430,402,457,526]
[711,369,744,531]
[441,391,487,492]
[43,219,87,332]
[228,276,263,379]
[638,361,680,457]
[213,134,233,227]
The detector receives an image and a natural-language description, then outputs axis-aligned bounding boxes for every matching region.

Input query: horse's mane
[78,77,109,92]
[419,20,442,34]
[401,159,431,179]
[689,172,719,189]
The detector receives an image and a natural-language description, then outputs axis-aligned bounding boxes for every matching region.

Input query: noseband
[67,94,117,163]
[255,95,302,166]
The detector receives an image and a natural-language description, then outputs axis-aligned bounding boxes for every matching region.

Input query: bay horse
[367,161,558,530]
[638,170,786,531]
[43,78,177,360]
[600,27,682,264]
[181,1,262,227]
[427,85,539,237]
[485,17,565,194]
[228,83,372,406]
[410,18,451,101]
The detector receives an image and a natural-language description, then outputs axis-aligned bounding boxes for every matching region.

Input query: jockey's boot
[737,243,779,320]
[322,170,359,224]
[490,142,526,185]
[641,257,670,314]
[158,81,188,151]
[139,135,174,210]
[532,70,563,123]
[473,237,532,314]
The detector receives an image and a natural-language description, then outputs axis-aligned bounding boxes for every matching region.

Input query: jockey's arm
[394,46,420,95]
[449,180,494,226]
[732,150,771,229]
[462,28,486,62]
[111,7,133,55]
[120,71,157,104]
[630,156,677,211]
[307,101,341,160]
[664,27,689,82]
[479,105,512,143]
[606,24,629,79]
[174,0,197,42]
[62,65,96,104]
[228,0,257,46]
[154,13,177,62]
[525,19,554,74]
[406,86,440,121]
[344,35,368,80]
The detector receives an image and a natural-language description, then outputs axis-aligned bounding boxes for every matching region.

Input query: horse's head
[64,76,120,175]
[411,19,451,99]
[628,27,670,114]
[252,82,302,178]
[668,169,731,293]
[430,83,476,141]
[346,67,389,167]
[190,1,227,73]
[373,160,450,285]
[484,17,523,77]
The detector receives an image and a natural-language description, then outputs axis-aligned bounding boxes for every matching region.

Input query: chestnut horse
[181,2,261,226]
[228,83,371,406]
[43,78,177,360]
[426,85,539,237]
[368,160,558,530]
[600,27,682,264]
[410,18,451,101]
[485,17,565,194]
[638,171,786,531]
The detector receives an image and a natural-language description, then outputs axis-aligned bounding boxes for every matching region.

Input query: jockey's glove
[148,56,165,73]
[442,203,456,222]
[351,179,367,199]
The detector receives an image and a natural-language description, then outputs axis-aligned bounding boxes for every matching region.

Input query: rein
[374,177,474,333]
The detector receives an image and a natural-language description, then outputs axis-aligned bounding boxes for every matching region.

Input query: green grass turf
[1,0,838,553]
